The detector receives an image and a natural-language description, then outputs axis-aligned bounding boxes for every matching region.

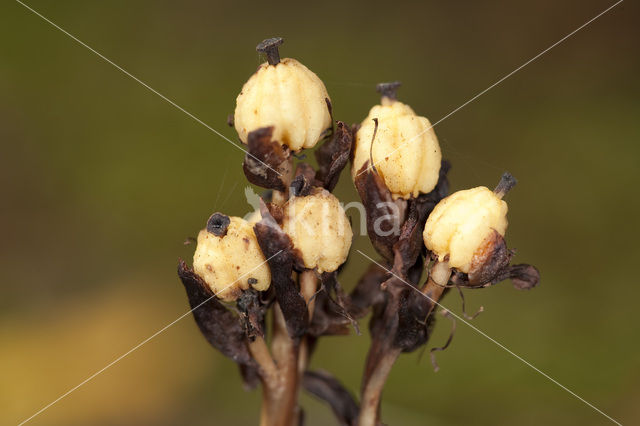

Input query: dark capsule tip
[376,81,402,101]
[256,37,284,65]
[256,37,284,51]
[494,172,518,198]
[206,212,231,237]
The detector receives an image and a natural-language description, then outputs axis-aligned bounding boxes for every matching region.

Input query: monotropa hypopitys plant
[178,37,540,426]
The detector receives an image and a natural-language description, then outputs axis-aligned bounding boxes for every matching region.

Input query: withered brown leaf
[237,288,269,340]
[348,262,388,318]
[253,202,309,339]
[242,126,291,192]
[468,230,512,285]
[353,163,401,261]
[303,370,359,426]
[315,121,354,192]
[495,264,540,290]
[177,260,255,366]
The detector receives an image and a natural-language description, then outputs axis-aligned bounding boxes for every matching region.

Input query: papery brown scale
[393,288,437,352]
[354,162,401,261]
[315,121,354,192]
[303,370,359,426]
[242,126,291,191]
[236,288,268,340]
[177,260,255,366]
[391,202,427,278]
[495,263,541,290]
[468,230,512,285]
[308,290,352,337]
[294,162,319,191]
[319,271,359,334]
[348,263,388,319]
[290,173,313,197]
[451,262,540,291]
[253,203,309,339]
[307,272,357,337]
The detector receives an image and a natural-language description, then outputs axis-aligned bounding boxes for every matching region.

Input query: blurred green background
[2,0,639,424]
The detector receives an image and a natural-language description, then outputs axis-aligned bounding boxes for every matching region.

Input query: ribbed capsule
[234,57,332,152]
[282,189,352,273]
[423,187,508,273]
[352,91,442,200]
[193,214,271,301]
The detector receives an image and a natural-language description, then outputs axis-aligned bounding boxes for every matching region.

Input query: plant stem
[298,270,318,374]
[248,336,278,384]
[358,349,401,426]
[427,260,452,291]
[358,261,452,426]
[299,270,318,318]
[259,303,300,426]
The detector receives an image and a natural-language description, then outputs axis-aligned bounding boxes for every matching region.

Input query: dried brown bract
[315,121,354,192]
[468,230,512,285]
[177,260,255,366]
[354,162,402,261]
[253,204,309,339]
[242,126,292,192]
[237,288,271,340]
[347,263,388,318]
[303,370,359,426]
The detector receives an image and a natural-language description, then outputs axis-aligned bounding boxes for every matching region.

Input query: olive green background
[2,0,639,424]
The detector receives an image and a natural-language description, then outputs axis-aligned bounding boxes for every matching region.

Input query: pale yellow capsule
[423,187,508,273]
[234,57,332,152]
[352,96,442,199]
[193,215,270,302]
[283,189,352,273]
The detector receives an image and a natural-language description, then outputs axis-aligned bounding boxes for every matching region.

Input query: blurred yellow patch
[0,279,211,425]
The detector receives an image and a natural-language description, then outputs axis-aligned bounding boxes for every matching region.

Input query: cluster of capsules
[189,37,534,305]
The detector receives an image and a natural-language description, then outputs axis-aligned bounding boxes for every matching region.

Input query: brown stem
[358,261,452,426]
[426,260,452,292]
[358,350,401,426]
[259,303,300,426]
[298,270,318,374]
[248,336,278,384]
[300,270,318,318]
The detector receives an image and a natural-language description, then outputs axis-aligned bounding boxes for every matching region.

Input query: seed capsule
[352,82,442,199]
[193,213,271,301]
[282,189,352,273]
[234,37,332,152]
[423,186,508,273]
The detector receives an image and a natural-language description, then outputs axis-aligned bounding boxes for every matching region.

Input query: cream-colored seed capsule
[352,83,442,199]
[283,189,352,273]
[193,214,270,302]
[423,187,508,273]
[234,38,331,151]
